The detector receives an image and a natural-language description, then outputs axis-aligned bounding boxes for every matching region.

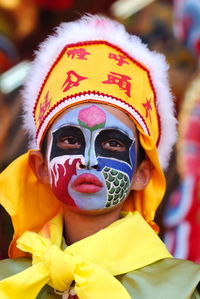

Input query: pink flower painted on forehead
[78,105,106,131]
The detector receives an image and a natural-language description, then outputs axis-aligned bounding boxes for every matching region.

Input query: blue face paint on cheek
[97,141,136,208]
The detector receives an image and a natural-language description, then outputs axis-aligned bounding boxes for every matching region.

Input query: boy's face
[46,104,138,213]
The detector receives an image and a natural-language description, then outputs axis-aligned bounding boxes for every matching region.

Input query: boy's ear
[29,151,50,184]
[131,159,152,191]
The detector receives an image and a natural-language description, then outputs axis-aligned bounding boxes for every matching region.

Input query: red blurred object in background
[33,0,73,11]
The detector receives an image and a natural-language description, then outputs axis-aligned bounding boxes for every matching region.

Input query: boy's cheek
[49,157,82,206]
[101,166,131,208]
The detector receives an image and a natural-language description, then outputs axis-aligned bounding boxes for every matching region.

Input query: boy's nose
[83,142,98,169]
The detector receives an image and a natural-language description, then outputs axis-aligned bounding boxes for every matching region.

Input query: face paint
[47,104,137,211]
[95,129,136,207]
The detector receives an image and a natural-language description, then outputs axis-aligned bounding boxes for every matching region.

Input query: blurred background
[0,0,200,262]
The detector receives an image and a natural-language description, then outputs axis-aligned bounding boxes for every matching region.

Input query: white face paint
[47,104,136,211]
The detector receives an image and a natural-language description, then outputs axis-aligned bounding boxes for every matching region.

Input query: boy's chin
[62,201,125,216]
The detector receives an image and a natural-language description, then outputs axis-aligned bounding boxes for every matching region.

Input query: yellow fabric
[0,151,63,257]
[0,212,171,299]
[35,42,159,146]
[123,131,166,225]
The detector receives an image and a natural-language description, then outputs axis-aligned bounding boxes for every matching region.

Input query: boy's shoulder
[119,257,200,299]
[0,257,31,279]
[0,257,199,299]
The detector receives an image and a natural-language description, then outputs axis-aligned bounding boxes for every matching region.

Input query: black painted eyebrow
[96,129,134,145]
[95,129,134,165]
[53,126,84,139]
[50,126,85,160]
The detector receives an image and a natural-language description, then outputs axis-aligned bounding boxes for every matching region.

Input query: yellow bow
[0,212,171,299]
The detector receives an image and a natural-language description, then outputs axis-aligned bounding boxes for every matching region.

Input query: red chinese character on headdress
[108,53,129,66]
[102,71,131,97]
[67,48,91,60]
[38,91,51,123]
[62,70,88,92]
[143,98,152,122]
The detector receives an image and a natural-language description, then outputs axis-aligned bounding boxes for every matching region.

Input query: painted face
[47,104,137,211]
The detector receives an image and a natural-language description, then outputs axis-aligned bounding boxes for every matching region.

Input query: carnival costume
[0,15,199,299]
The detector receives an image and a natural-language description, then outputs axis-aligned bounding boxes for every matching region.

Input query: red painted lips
[72,173,103,193]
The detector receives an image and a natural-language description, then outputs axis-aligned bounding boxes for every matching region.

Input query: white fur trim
[22,14,177,169]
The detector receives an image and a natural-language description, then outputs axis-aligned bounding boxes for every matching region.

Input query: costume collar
[0,211,171,299]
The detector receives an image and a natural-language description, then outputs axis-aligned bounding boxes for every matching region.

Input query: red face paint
[50,158,81,206]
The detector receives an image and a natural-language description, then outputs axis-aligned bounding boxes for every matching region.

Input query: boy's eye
[57,136,81,149]
[102,139,126,152]
[50,126,85,160]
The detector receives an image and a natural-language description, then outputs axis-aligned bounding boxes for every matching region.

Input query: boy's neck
[63,205,123,245]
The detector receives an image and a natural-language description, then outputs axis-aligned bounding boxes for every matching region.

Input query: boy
[0,15,199,299]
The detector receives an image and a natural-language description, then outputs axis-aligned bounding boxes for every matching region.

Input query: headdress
[23,15,176,170]
[0,15,176,257]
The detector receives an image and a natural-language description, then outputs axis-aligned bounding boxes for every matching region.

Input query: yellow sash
[0,212,171,299]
